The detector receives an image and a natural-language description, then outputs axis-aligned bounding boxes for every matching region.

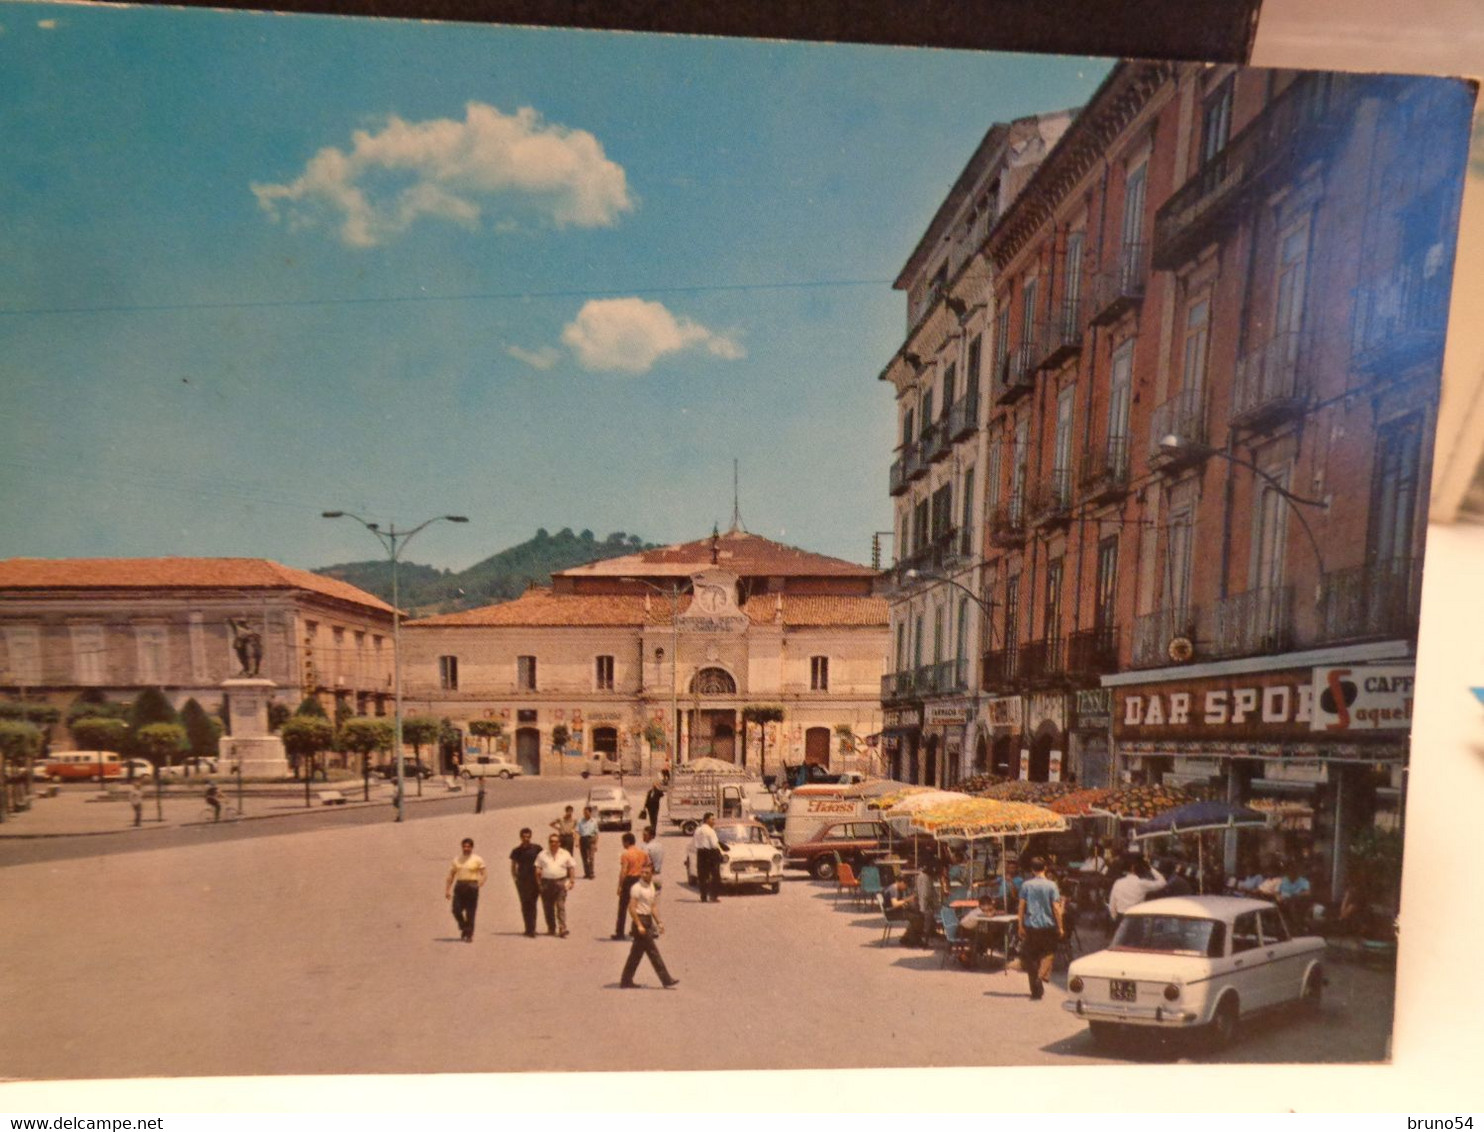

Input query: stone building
[0,558,396,732]
[401,528,888,778]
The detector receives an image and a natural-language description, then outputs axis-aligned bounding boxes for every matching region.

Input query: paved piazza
[0,783,1393,1081]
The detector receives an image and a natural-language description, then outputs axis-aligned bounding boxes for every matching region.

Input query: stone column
[219,677,290,778]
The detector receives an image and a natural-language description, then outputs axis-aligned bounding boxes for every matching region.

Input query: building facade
[879,111,1074,789]
[401,529,888,778]
[0,558,396,734]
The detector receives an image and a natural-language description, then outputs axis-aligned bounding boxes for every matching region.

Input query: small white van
[781,784,866,849]
[43,751,124,781]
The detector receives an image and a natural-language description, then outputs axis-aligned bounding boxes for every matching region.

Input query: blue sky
[0,4,1110,572]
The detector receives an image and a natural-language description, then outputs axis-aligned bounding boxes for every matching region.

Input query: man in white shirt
[691,812,723,903]
[1107,856,1165,926]
[535,833,577,937]
[642,825,666,891]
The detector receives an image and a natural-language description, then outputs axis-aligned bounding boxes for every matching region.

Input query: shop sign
[1264,759,1328,784]
[987,696,1022,728]
[1176,757,1223,777]
[1310,664,1416,733]
[1116,670,1317,742]
[925,704,970,725]
[588,711,623,723]
[884,707,922,729]
[1076,688,1112,729]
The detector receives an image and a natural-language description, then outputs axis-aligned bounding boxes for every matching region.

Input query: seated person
[1277,861,1313,927]
[1232,858,1271,895]
[882,876,912,923]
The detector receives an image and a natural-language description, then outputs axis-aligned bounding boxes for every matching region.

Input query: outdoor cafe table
[956,913,1018,971]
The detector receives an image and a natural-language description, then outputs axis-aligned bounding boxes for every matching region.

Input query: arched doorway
[593,726,619,770]
[804,726,830,766]
[974,734,989,775]
[992,735,1013,778]
[515,727,541,775]
[1028,722,1059,782]
[688,667,738,763]
[923,735,939,788]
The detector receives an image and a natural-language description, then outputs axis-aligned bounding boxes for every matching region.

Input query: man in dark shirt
[508,827,544,938]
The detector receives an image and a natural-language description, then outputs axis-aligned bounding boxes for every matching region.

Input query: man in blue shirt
[642,825,666,892]
[1017,856,1065,1001]
[577,806,600,879]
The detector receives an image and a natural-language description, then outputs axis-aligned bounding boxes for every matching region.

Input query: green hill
[315,528,658,617]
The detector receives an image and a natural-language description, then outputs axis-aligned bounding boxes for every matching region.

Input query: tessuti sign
[1309,665,1416,732]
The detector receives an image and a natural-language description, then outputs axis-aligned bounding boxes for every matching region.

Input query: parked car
[587,784,632,830]
[371,760,434,780]
[122,758,156,780]
[684,818,784,894]
[459,756,522,780]
[785,818,912,880]
[160,757,219,778]
[1062,895,1326,1051]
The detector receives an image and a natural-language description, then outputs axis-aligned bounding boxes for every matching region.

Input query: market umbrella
[879,790,973,869]
[862,784,938,811]
[1088,784,1200,823]
[680,757,747,775]
[1132,800,1270,893]
[975,779,1080,804]
[1048,787,1114,817]
[841,778,920,800]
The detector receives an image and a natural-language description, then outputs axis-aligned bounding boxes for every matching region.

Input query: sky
[0,4,1111,573]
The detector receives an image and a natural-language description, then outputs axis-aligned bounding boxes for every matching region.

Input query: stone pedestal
[219,677,290,778]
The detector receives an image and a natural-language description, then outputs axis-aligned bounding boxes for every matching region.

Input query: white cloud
[251,102,633,248]
[506,344,562,371]
[560,297,745,374]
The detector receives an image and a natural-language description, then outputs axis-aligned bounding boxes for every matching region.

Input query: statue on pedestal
[227,617,263,677]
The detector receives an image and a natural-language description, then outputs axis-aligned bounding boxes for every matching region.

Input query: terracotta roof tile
[0,557,394,614]
[557,529,875,579]
[407,588,886,629]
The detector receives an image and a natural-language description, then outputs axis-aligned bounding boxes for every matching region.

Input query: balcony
[1131,605,1200,669]
[997,343,1038,404]
[1211,586,1293,658]
[881,670,917,702]
[888,456,908,496]
[1233,331,1308,430]
[988,494,1028,548]
[896,528,964,581]
[924,658,967,696]
[947,393,981,443]
[1318,557,1422,643]
[1078,437,1131,503]
[1020,637,1067,688]
[1147,387,1209,471]
[1153,73,1354,270]
[904,442,927,482]
[915,663,945,696]
[1036,299,1083,371]
[921,420,951,464]
[1067,625,1120,678]
[1027,467,1074,529]
[1351,258,1451,377]
[982,647,1021,690]
[1088,243,1148,327]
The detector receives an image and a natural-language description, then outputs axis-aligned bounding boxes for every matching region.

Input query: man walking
[550,805,578,856]
[577,806,600,880]
[535,832,576,937]
[643,778,665,834]
[445,837,487,943]
[619,861,679,990]
[509,827,543,938]
[691,811,723,903]
[641,825,665,891]
[127,781,143,828]
[1017,856,1065,1001]
[613,832,649,939]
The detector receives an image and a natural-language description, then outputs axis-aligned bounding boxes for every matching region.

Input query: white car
[160,757,219,778]
[587,784,632,830]
[122,758,156,779]
[684,818,784,894]
[461,756,523,780]
[1063,895,1325,1050]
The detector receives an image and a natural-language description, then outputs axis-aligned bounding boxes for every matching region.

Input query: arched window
[689,666,736,695]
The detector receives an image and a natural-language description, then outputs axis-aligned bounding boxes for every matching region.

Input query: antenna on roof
[729,459,747,534]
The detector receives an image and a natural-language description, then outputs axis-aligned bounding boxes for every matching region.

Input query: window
[1252,463,1292,596]
[1181,297,1211,392]
[439,655,459,691]
[913,498,929,553]
[1011,416,1029,506]
[895,622,906,673]
[931,483,953,543]
[932,606,944,664]
[517,655,537,691]
[1201,77,1234,166]
[1095,537,1119,634]
[809,655,829,691]
[1020,276,1039,345]
[1368,415,1424,565]
[4,625,41,684]
[71,623,105,685]
[1109,338,1134,443]
[913,613,924,668]
[1044,559,1065,645]
[919,391,934,437]
[1064,230,1085,312]
[994,305,1011,376]
[987,434,1003,510]
[1274,222,1309,339]
[941,363,956,412]
[1054,385,1075,480]
[901,408,915,449]
[956,596,970,664]
[960,467,975,551]
[1004,575,1021,653]
[1167,507,1195,616]
[1257,906,1290,944]
[595,654,615,691]
[1231,911,1262,953]
[1122,162,1147,250]
[965,335,982,401]
[136,624,168,685]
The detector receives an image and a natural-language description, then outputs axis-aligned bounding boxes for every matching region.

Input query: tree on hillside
[179,699,222,760]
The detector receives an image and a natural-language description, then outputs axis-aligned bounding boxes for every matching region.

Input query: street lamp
[1156,434,1328,579]
[322,510,468,823]
[622,576,683,775]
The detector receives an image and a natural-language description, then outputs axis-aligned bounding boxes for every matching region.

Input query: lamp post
[322,510,468,823]
[622,577,682,776]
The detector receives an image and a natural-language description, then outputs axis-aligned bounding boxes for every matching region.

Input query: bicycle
[196,802,242,824]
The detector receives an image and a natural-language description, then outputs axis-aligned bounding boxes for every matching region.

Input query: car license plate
[1109,979,1137,1003]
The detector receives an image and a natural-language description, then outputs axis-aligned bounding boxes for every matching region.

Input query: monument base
[220,735,290,779]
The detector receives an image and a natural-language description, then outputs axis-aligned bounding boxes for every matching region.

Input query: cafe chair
[938,907,974,969]
[859,865,885,907]
[878,892,904,946]
[835,860,862,907]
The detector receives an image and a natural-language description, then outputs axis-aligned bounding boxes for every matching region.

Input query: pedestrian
[550,805,578,856]
[1148,859,1193,900]
[613,832,649,939]
[910,860,943,947]
[691,811,723,903]
[641,825,665,891]
[577,806,600,880]
[204,781,222,823]
[643,778,665,833]
[1107,855,1165,930]
[509,827,543,938]
[445,837,487,943]
[535,832,576,937]
[127,781,143,828]
[618,861,679,989]
[474,772,486,815]
[1017,856,1064,1001]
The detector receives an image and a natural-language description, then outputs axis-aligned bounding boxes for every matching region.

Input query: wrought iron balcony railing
[997,343,1039,404]
[1148,386,1209,469]
[1078,436,1131,503]
[1066,624,1121,677]
[1351,258,1452,376]
[1131,605,1200,669]
[888,456,909,496]
[1027,467,1074,528]
[1037,299,1084,371]
[1089,243,1149,327]
[904,442,927,482]
[921,420,951,464]
[988,493,1028,547]
[982,647,1021,689]
[1211,585,1294,658]
[1020,637,1067,687]
[947,393,981,443]
[1233,330,1309,429]
[1318,557,1423,643]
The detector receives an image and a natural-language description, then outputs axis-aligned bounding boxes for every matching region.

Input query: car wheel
[498,770,512,780]
[460,770,472,780]
[770,881,781,894]
[1301,967,1324,1015]
[1087,1022,1122,1051]
[681,820,698,836]
[1208,994,1239,1051]
[811,856,837,882]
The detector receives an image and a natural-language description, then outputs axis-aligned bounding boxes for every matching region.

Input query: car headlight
[1163,983,1181,1002]
[1068,976,1084,994]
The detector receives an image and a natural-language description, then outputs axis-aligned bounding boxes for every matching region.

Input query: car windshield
[1110,915,1225,958]
[590,790,621,802]
[718,825,767,846]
